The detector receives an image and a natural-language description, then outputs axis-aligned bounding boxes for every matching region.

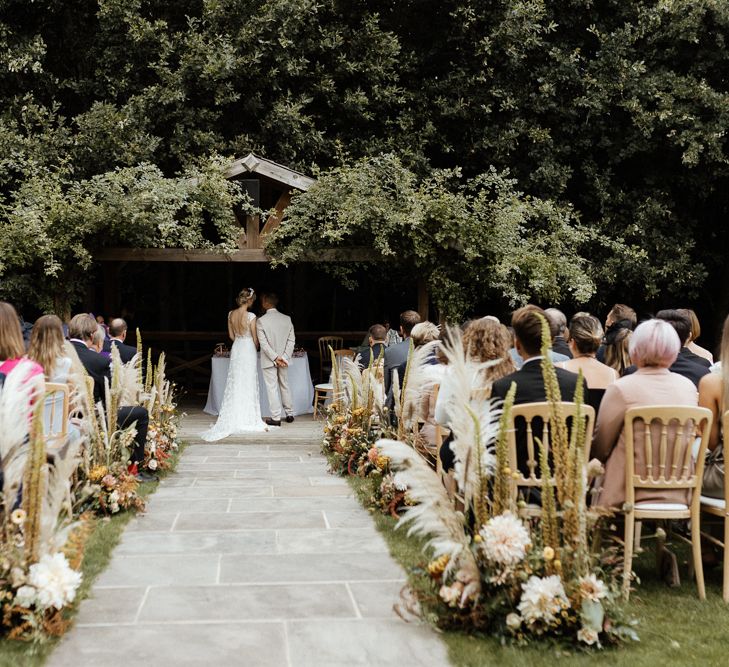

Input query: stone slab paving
[49,409,450,667]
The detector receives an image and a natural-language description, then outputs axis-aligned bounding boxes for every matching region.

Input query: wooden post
[103,262,120,318]
[417,278,429,321]
[246,214,261,249]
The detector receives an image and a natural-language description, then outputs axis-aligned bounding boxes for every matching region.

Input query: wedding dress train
[201,313,268,441]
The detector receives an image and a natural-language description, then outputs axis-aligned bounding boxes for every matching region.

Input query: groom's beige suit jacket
[257,308,296,368]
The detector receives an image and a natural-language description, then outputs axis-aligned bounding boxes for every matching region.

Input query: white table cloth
[204,353,315,417]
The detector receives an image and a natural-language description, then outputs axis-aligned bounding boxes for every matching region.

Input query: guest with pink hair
[591,319,699,508]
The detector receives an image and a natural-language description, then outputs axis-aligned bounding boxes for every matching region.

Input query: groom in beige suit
[257,293,296,426]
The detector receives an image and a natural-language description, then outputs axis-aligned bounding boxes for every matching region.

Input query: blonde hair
[463,318,515,388]
[231,287,256,336]
[568,315,603,354]
[411,321,440,347]
[28,314,65,377]
[604,328,632,375]
[0,301,25,360]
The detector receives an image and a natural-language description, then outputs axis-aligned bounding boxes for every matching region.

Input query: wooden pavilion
[93,154,429,388]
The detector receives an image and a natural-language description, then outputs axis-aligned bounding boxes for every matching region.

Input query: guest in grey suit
[257,293,296,426]
[384,310,421,393]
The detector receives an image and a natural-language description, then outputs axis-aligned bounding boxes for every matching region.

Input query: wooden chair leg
[724,515,729,603]
[634,521,643,553]
[691,511,706,600]
[623,513,635,600]
[313,390,321,419]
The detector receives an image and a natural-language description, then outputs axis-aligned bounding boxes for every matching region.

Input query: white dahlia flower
[479,512,531,566]
[578,574,608,602]
[28,553,82,610]
[393,473,408,492]
[517,575,570,627]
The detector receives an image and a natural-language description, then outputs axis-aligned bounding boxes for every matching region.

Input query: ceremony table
[203,353,315,417]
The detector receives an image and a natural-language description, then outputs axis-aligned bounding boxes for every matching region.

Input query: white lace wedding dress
[201,311,268,441]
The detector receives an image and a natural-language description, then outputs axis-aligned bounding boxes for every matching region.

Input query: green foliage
[267,155,594,320]
[1,0,729,314]
[0,158,244,315]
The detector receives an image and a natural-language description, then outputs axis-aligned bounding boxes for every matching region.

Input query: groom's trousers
[262,365,293,420]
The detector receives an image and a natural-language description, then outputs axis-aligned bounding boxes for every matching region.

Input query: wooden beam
[260,191,292,236]
[95,248,269,262]
[95,247,379,262]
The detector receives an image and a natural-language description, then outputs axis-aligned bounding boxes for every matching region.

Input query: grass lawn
[349,476,729,667]
[0,443,186,667]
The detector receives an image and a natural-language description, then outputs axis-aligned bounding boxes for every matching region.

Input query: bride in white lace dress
[201,288,268,441]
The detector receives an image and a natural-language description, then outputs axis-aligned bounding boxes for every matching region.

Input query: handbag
[702,443,725,499]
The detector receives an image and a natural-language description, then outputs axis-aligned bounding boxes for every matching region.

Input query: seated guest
[545,308,573,358]
[384,310,421,393]
[686,309,714,364]
[68,313,155,482]
[592,319,698,508]
[396,321,444,449]
[623,309,710,387]
[492,305,587,476]
[698,312,729,498]
[0,301,44,392]
[358,324,387,369]
[437,318,517,470]
[509,310,569,370]
[597,303,636,374]
[106,318,137,363]
[556,314,617,415]
[92,324,110,359]
[27,315,78,435]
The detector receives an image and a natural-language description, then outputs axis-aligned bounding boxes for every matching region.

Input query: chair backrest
[333,349,354,362]
[318,336,344,358]
[624,405,712,507]
[506,401,596,492]
[43,382,69,438]
[721,411,729,502]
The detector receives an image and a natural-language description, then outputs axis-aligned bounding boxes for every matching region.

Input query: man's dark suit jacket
[358,342,386,369]
[110,339,137,364]
[490,358,587,476]
[70,340,110,402]
[622,347,710,388]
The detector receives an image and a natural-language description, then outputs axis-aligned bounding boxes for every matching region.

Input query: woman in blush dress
[201,288,268,441]
[592,319,698,509]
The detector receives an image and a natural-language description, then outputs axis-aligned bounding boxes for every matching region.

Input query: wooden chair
[622,405,712,600]
[505,402,596,517]
[317,336,344,381]
[313,349,355,419]
[43,382,70,439]
[700,411,729,602]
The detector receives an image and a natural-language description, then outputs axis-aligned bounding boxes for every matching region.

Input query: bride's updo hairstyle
[236,287,256,307]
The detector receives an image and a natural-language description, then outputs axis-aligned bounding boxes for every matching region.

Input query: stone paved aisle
[50,409,450,667]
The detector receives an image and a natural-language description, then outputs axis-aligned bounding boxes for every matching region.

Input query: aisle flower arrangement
[0,337,184,642]
[142,352,181,474]
[0,364,86,640]
[321,349,414,514]
[374,321,637,650]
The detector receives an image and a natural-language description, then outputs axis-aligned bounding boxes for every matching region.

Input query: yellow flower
[376,455,389,469]
[89,465,109,482]
[543,546,555,561]
[10,509,26,525]
[554,560,562,571]
[473,534,483,543]
[427,554,450,576]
